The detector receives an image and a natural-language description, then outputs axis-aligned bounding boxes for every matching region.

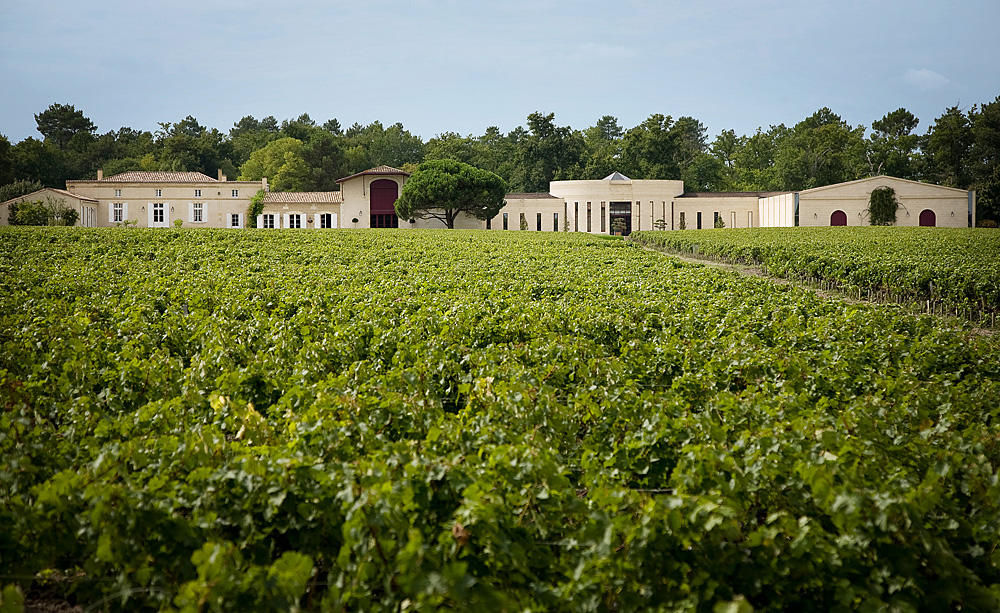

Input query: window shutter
[256,214,263,228]
[238,213,244,228]
[189,202,194,222]
[108,204,114,223]
[331,213,338,229]
[283,214,290,229]
[147,203,154,227]
[123,203,128,222]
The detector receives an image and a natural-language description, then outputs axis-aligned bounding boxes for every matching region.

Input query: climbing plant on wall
[868,186,900,225]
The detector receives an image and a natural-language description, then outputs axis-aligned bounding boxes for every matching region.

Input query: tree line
[1,99,998,223]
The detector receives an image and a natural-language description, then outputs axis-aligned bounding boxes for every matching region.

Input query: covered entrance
[370,179,399,228]
[609,201,632,236]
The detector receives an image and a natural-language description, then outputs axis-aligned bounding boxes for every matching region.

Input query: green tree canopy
[925,106,973,188]
[867,108,921,179]
[774,108,865,190]
[424,132,476,165]
[729,125,788,191]
[578,115,624,179]
[394,159,507,229]
[0,179,43,203]
[34,103,96,150]
[238,137,312,191]
[344,121,425,173]
[620,114,681,180]
[510,112,584,192]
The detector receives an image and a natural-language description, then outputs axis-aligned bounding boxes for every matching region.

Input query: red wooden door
[830,210,847,226]
[370,179,399,228]
[919,209,936,227]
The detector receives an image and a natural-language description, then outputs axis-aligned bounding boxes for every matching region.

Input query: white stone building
[1,168,976,232]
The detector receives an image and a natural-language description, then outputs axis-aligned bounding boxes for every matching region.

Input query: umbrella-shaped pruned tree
[394,159,507,228]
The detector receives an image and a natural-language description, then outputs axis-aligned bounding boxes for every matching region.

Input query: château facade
[1,167,977,231]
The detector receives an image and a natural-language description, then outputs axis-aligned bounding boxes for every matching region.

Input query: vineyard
[630,227,1000,325]
[1,227,999,612]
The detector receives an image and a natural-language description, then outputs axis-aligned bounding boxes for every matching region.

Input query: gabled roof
[1,188,99,207]
[603,171,631,181]
[336,166,410,183]
[799,175,970,196]
[93,171,220,183]
[263,191,344,204]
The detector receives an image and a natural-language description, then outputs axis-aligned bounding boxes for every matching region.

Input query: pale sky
[1,0,998,143]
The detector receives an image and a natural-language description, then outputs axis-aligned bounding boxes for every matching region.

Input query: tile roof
[336,166,410,183]
[505,193,562,199]
[263,191,343,204]
[1,188,99,206]
[50,188,100,202]
[98,171,219,183]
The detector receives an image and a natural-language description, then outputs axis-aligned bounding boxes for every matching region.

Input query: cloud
[904,68,949,91]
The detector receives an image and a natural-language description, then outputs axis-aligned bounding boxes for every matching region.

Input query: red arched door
[370,179,399,228]
[830,210,847,226]
[919,209,936,227]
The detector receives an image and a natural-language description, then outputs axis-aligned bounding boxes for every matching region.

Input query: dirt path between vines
[636,242,997,336]
[636,244,853,301]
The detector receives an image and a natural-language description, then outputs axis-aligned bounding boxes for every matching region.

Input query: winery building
[1,168,976,231]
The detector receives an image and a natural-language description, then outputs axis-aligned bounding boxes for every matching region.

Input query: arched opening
[370,179,399,228]
[830,210,847,226]
[919,209,936,227]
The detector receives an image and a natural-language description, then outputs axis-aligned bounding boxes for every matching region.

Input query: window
[680,212,686,229]
[587,202,591,233]
[486,217,492,230]
[319,213,334,228]
[370,214,398,228]
[230,213,240,228]
[262,214,275,228]
[503,212,508,230]
[192,202,204,223]
[232,189,239,198]
[195,189,202,198]
[553,212,558,232]
[288,214,302,229]
[155,189,162,197]
[113,203,123,223]
[574,203,579,231]
[536,212,541,231]
[115,189,121,198]
[697,212,702,229]
[794,194,800,227]
[601,203,606,233]
[714,212,720,227]
[153,202,165,224]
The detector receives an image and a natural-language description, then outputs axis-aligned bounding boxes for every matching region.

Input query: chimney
[262,177,269,192]
[97,169,103,181]
[218,169,226,182]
